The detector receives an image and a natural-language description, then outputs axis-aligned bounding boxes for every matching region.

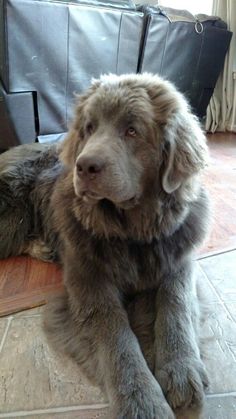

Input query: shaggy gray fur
[0,74,210,418]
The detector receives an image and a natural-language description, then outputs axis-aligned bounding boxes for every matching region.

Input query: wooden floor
[200,132,236,257]
[0,257,63,316]
[0,132,236,316]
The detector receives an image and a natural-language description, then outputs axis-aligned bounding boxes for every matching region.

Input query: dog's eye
[126,127,137,137]
[86,123,94,136]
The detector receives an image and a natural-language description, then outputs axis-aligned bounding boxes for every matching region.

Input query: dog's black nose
[76,155,105,178]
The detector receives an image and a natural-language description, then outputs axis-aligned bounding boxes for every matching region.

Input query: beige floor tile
[199,250,236,302]
[176,394,236,419]
[0,316,106,414]
[225,302,236,322]
[195,262,220,304]
[204,395,236,419]
[200,303,236,394]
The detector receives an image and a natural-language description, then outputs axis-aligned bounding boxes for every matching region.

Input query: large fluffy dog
[0,74,210,418]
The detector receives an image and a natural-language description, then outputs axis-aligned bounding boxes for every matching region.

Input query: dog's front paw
[155,358,208,412]
[114,380,175,419]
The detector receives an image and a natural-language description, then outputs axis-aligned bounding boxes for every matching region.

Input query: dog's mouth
[115,196,138,209]
[80,190,103,204]
[74,174,139,208]
[80,189,138,209]
[73,166,140,209]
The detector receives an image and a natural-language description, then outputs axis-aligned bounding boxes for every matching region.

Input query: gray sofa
[0,0,232,148]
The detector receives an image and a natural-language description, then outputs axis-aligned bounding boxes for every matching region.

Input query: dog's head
[60,74,207,210]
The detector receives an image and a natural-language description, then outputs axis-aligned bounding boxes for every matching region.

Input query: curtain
[206,0,236,132]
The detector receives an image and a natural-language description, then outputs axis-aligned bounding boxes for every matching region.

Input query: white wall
[140,1,213,15]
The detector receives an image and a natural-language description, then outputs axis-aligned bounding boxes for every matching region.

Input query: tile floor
[0,250,236,418]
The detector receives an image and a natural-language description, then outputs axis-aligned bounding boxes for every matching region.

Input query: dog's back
[0,143,60,259]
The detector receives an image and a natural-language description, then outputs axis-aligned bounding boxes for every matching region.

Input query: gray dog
[0,74,210,418]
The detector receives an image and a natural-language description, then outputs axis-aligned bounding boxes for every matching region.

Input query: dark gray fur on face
[0,74,210,418]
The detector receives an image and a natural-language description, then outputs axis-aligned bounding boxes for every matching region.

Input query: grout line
[3,396,236,418]
[13,314,42,319]
[206,391,236,398]
[0,316,13,353]
[0,404,109,418]
[197,247,236,261]
[4,314,42,320]
[4,306,44,320]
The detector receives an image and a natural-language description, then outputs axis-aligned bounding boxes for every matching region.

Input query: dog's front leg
[63,259,174,419]
[154,262,209,414]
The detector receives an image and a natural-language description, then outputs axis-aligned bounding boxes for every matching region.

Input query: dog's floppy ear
[59,80,102,167]
[161,109,207,194]
[59,129,79,167]
[145,75,207,194]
